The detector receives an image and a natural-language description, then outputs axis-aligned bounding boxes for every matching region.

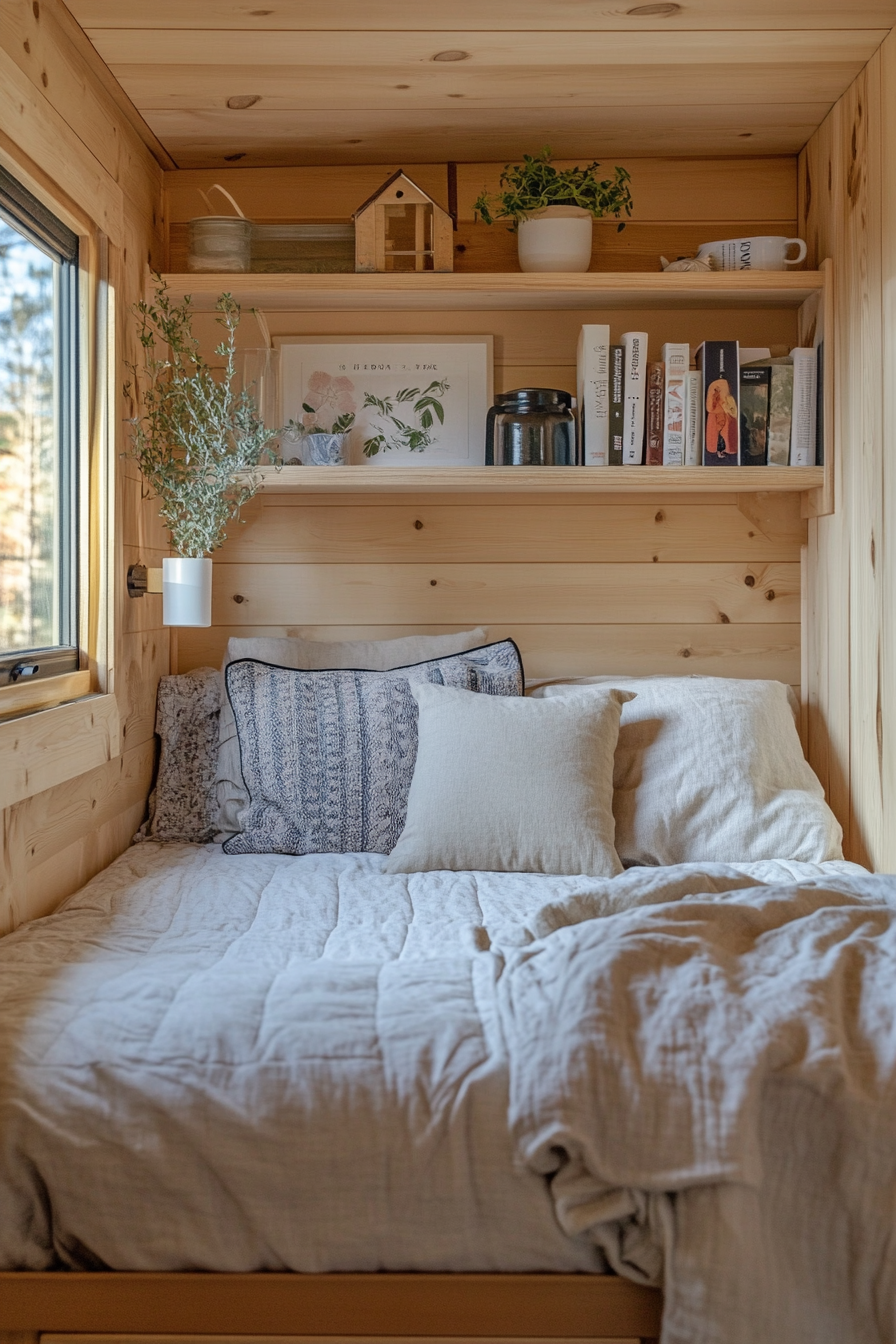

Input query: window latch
[9,663,40,682]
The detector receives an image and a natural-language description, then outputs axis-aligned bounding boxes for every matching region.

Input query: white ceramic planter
[163,556,213,628]
[516,205,594,273]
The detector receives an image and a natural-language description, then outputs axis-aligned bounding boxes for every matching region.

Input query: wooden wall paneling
[210,561,800,627]
[21,799,149,930]
[879,30,896,874]
[800,38,896,869]
[14,741,155,877]
[178,621,802,687]
[165,158,796,225]
[0,44,123,247]
[0,695,120,814]
[220,499,803,565]
[0,0,167,933]
[841,55,885,869]
[800,101,850,842]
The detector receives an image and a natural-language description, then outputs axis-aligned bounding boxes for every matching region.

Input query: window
[0,165,79,685]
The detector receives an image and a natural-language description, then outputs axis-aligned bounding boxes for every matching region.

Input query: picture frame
[277,335,494,466]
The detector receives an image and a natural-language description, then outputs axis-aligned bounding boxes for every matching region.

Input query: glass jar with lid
[486,388,577,466]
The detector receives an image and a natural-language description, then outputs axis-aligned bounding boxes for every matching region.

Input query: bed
[2,634,895,1344]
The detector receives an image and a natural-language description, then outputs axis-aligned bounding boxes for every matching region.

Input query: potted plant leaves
[125,276,279,627]
[473,146,633,273]
[284,370,357,464]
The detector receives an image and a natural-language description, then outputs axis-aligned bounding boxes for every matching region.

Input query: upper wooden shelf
[252,465,824,495]
[162,271,824,312]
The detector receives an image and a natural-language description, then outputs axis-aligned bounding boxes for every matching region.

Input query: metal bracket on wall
[127,563,163,598]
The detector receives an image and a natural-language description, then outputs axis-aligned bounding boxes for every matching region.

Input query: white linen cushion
[215,627,487,836]
[530,675,843,866]
[386,682,632,877]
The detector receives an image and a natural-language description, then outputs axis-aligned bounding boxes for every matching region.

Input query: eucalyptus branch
[124,276,280,557]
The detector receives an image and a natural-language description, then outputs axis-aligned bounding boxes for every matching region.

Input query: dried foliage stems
[473,146,633,232]
[125,277,279,558]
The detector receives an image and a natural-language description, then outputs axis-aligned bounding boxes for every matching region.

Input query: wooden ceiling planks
[63,0,896,167]
[62,1,896,30]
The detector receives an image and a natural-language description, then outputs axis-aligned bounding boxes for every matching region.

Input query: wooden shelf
[163,270,824,312]
[251,465,824,495]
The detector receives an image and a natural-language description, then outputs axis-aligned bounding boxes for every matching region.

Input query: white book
[621,331,648,464]
[661,342,689,465]
[685,370,703,466]
[789,347,817,466]
[576,324,611,465]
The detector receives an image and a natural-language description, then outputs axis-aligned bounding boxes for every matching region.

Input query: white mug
[695,236,808,271]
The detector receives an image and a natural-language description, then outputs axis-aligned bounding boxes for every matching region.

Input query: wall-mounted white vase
[516,205,594,273]
[163,556,213,627]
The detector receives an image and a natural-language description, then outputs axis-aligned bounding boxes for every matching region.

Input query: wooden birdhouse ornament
[353,170,453,273]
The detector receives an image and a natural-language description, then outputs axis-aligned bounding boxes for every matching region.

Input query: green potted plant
[125,276,279,627]
[473,147,633,273]
[283,369,356,464]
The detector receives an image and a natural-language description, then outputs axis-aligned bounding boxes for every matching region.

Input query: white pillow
[214,628,488,836]
[386,682,632,877]
[530,676,843,866]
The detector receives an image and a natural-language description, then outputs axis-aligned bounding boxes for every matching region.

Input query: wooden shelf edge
[249,465,825,496]
[0,1271,663,1335]
[161,270,825,312]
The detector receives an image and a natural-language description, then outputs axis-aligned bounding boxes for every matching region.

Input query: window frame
[0,163,81,688]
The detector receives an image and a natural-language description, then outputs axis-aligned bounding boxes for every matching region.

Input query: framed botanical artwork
[277,335,493,466]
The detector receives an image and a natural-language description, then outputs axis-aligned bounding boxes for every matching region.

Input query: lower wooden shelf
[251,465,825,495]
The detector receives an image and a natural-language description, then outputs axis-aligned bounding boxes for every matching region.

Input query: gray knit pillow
[223,640,523,856]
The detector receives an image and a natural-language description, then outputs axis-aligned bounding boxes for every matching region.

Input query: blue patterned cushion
[222,640,523,856]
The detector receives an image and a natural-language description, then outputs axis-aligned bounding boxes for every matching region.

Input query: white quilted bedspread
[0,841,875,1315]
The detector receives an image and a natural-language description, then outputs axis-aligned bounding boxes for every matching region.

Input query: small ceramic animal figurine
[660,254,716,272]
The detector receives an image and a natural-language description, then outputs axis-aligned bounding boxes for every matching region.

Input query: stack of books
[576,326,823,467]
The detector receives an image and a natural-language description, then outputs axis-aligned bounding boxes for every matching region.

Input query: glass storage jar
[486,388,576,466]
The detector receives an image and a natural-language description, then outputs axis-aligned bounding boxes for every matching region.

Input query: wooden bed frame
[0,1273,662,1344]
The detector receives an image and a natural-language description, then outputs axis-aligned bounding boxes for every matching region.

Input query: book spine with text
[696,340,740,464]
[661,342,689,466]
[645,361,665,465]
[621,331,648,464]
[576,324,611,465]
[609,344,625,465]
[739,365,770,465]
[767,364,794,466]
[789,347,817,466]
[685,370,702,465]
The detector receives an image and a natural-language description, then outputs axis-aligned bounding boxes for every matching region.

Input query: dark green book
[609,344,625,465]
[739,366,770,464]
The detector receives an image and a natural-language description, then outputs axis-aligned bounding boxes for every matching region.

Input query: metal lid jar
[486,388,576,466]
